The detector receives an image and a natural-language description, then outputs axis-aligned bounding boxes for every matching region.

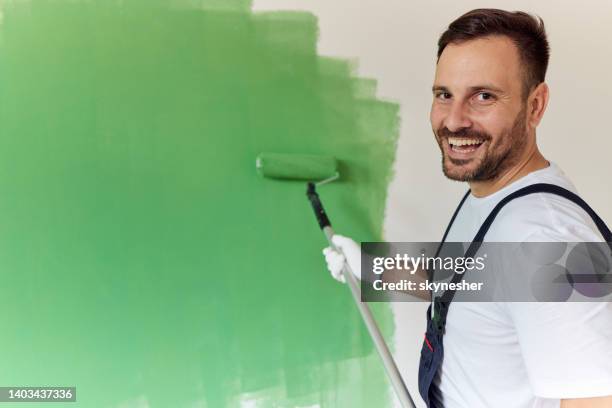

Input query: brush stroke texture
[0,1,400,406]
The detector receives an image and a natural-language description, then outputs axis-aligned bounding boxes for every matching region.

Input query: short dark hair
[437,9,550,97]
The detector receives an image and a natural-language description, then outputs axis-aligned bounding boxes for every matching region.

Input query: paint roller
[256,152,417,408]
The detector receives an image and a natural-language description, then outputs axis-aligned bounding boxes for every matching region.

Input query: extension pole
[307,183,417,408]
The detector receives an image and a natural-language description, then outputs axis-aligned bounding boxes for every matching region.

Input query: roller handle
[305,182,417,408]
[306,182,331,229]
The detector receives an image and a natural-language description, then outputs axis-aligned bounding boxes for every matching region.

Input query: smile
[447,137,485,158]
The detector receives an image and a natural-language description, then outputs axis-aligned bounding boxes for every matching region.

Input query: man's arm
[381,263,431,301]
[322,235,432,301]
[561,395,612,407]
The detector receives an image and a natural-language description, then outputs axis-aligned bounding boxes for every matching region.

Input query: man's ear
[527,82,549,129]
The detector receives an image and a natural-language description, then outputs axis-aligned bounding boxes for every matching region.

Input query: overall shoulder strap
[435,190,471,255]
[429,190,471,281]
[432,183,611,331]
[472,183,610,242]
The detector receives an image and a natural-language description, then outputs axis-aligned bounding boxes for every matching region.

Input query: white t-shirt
[430,162,612,408]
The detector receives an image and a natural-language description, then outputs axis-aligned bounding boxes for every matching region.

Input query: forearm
[561,396,612,408]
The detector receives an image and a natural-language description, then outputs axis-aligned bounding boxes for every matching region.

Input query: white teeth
[448,137,484,146]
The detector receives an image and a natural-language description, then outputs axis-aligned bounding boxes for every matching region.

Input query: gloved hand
[322,235,361,283]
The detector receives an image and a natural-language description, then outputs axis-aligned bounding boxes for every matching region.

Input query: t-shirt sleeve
[505,301,612,398]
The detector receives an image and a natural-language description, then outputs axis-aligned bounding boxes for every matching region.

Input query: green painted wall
[0,1,400,406]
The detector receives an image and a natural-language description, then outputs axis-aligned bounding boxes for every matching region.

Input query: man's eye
[476,92,494,101]
[435,92,451,100]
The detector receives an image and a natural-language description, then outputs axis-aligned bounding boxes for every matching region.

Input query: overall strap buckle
[431,299,448,334]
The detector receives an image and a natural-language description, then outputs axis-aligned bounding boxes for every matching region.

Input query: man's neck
[469,147,549,198]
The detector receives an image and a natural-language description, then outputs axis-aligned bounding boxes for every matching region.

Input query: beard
[435,105,528,182]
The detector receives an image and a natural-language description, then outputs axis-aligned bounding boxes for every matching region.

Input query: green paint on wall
[0,1,400,407]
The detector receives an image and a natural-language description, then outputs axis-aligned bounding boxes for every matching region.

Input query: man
[323,9,612,408]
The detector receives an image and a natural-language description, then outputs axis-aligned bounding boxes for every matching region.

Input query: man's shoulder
[489,191,604,242]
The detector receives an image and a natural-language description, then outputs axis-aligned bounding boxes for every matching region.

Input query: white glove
[322,235,361,283]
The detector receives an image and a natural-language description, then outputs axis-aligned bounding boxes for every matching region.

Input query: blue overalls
[417,183,612,408]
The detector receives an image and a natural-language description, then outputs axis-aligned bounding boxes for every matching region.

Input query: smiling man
[431,12,549,196]
[323,9,612,408]
[433,42,541,190]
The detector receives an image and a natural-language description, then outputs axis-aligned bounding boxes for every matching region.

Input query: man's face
[430,35,529,182]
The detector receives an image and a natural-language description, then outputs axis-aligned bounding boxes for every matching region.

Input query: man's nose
[444,102,472,132]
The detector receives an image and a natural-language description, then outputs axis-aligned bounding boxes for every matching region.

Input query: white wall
[253,1,612,406]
